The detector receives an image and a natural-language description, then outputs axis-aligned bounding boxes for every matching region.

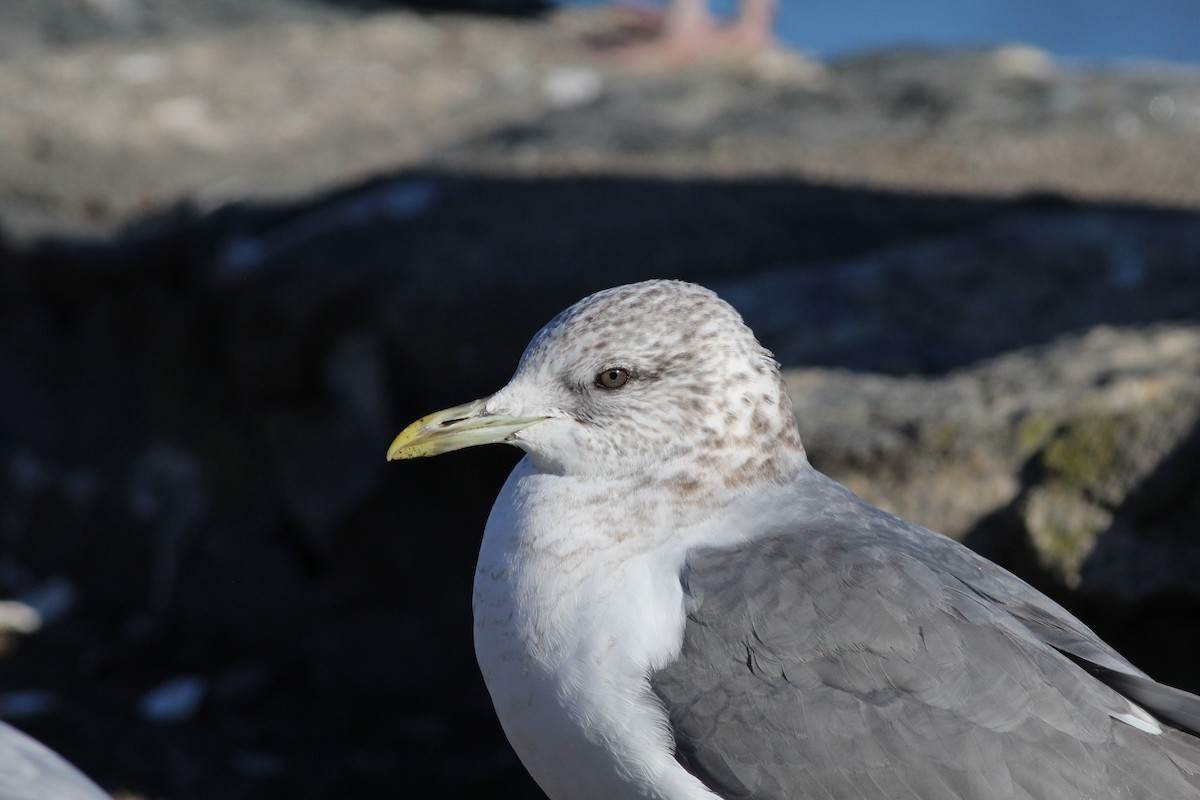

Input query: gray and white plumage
[390,279,1200,800]
[652,477,1200,799]
[0,720,109,800]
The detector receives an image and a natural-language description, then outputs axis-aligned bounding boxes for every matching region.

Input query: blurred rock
[722,209,1200,374]
[212,179,442,283]
[4,8,1200,240]
[785,324,1200,605]
[540,66,604,109]
[0,689,60,719]
[128,442,206,619]
[0,601,42,635]
[139,675,207,725]
[990,44,1054,80]
[265,330,390,548]
[230,749,285,778]
[0,0,546,61]
[19,576,78,628]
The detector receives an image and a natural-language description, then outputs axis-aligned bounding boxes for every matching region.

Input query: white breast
[471,457,721,800]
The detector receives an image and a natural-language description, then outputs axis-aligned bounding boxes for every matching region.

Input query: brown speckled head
[488,280,806,490]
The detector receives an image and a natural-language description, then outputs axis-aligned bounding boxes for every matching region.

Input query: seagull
[388,279,1200,799]
[0,720,109,800]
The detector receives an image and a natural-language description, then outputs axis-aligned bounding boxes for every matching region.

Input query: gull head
[388,280,805,486]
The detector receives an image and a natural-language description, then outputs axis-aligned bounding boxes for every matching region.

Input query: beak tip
[385,397,544,463]
[386,431,415,462]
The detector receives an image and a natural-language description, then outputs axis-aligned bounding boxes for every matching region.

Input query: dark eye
[595,368,630,390]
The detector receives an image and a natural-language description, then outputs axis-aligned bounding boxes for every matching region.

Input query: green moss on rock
[926,419,967,454]
[1041,414,1124,492]
[1022,486,1113,587]
[1015,414,1059,457]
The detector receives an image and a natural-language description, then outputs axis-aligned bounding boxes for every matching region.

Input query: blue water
[566,0,1200,64]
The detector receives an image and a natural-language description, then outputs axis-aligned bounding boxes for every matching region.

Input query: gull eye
[595,368,630,390]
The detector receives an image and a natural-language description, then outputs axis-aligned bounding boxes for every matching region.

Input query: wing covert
[649,476,1200,800]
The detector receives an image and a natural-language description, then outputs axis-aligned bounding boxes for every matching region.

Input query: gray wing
[650,472,1200,800]
[0,721,110,800]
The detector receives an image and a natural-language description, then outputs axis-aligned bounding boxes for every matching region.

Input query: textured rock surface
[785,324,1200,602]
[5,8,1200,239]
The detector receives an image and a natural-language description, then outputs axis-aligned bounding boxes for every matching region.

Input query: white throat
[470,456,771,800]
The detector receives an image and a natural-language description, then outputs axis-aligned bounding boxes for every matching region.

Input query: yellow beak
[386,397,547,461]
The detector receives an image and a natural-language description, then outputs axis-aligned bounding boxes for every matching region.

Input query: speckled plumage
[452,280,1200,800]
[494,280,804,494]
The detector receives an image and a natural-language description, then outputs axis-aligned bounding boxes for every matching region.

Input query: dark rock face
[1,6,1199,800]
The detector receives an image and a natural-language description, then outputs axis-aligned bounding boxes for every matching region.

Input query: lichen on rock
[1021,485,1112,587]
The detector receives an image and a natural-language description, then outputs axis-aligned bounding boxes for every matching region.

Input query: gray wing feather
[1082,664,1200,737]
[0,721,109,800]
[650,471,1200,800]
